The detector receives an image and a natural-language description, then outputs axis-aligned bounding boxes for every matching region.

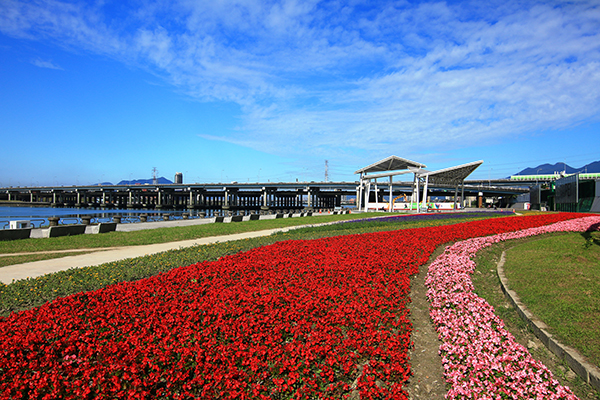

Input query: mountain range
[95,177,173,186]
[93,163,600,185]
[118,177,173,185]
[513,160,600,176]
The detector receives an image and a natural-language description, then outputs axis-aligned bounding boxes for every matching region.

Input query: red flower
[0,212,585,399]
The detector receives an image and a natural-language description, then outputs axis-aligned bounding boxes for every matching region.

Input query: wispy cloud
[2,0,600,170]
[30,58,62,70]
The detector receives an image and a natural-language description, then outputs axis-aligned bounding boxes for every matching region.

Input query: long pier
[0,180,530,214]
[0,182,359,213]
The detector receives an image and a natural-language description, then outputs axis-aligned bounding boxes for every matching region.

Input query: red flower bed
[0,213,586,399]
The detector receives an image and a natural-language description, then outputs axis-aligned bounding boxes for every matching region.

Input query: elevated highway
[1,180,529,212]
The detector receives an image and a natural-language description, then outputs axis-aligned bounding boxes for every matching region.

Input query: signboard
[555,174,578,204]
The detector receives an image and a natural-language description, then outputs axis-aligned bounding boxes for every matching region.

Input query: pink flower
[427,215,600,399]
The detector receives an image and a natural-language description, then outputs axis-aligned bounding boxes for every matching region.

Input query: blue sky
[1,0,599,186]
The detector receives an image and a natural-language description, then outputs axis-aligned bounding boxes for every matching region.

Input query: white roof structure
[354,156,426,175]
[355,156,483,212]
[417,160,484,185]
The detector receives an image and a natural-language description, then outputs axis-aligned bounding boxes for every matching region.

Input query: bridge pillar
[261,188,269,211]
[223,188,229,207]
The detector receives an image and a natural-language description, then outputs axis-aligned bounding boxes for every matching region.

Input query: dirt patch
[404,246,447,399]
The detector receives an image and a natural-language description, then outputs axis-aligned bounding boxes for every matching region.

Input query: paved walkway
[0,220,338,284]
[29,213,279,238]
[1,209,506,284]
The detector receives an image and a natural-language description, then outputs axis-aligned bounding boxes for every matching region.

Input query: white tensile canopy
[355,156,483,212]
[414,160,484,211]
[355,156,427,211]
[354,155,427,175]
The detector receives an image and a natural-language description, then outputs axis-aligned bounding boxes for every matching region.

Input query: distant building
[175,172,183,184]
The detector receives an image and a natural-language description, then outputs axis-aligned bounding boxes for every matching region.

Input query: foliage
[504,232,600,367]
[0,211,512,315]
[0,212,587,398]
[426,215,600,399]
[0,213,391,255]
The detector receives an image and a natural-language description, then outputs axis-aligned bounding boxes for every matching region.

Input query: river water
[0,205,206,229]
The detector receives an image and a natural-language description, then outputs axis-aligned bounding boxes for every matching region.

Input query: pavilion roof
[354,155,426,175]
[418,160,484,185]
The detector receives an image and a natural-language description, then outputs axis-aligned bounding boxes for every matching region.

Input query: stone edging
[497,251,600,393]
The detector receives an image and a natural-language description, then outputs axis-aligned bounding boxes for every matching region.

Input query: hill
[514,160,600,176]
[117,177,173,185]
[92,177,173,185]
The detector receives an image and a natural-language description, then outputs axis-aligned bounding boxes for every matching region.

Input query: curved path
[405,249,447,399]
[1,212,363,284]
[0,226,307,284]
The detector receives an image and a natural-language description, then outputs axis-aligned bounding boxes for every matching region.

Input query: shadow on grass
[581,223,600,248]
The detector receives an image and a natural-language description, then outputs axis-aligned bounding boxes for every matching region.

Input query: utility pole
[152,167,158,185]
[325,160,329,182]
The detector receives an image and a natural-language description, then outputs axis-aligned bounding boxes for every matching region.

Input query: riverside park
[0,210,599,399]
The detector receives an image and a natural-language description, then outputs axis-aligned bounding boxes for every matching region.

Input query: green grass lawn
[503,231,600,367]
[0,212,389,255]
[0,211,512,268]
[3,210,597,396]
[473,232,600,400]
[0,211,510,315]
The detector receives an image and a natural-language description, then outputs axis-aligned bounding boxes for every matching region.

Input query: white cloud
[31,58,63,70]
[2,0,600,169]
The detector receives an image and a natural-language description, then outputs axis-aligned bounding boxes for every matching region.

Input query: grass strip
[503,231,600,366]
[0,213,390,254]
[473,233,600,400]
[0,211,512,267]
[0,212,511,316]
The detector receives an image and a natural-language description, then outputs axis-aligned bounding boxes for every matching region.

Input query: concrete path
[1,209,491,284]
[28,213,283,238]
[0,225,308,284]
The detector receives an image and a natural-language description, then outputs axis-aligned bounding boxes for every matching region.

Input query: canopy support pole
[415,177,420,212]
[454,185,459,210]
[421,175,429,212]
[374,179,379,211]
[365,180,371,212]
[389,176,393,212]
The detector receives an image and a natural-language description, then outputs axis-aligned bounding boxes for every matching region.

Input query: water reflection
[0,206,222,229]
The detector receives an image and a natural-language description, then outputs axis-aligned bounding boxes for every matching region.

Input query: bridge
[0,179,529,213]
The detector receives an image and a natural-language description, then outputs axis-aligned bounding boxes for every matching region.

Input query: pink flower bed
[426,215,600,399]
